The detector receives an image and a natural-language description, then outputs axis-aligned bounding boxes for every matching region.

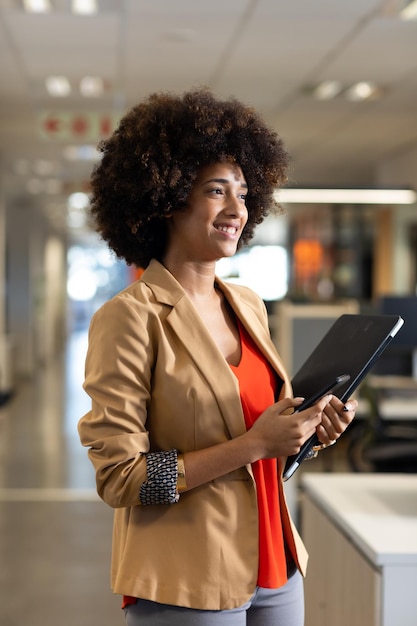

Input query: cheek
[242,209,249,228]
[239,213,250,241]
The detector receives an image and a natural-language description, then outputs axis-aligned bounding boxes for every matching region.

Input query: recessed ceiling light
[23,0,51,13]
[345,81,380,101]
[313,80,343,100]
[400,0,417,20]
[79,76,104,97]
[46,76,71,97]
[71,0,98,15]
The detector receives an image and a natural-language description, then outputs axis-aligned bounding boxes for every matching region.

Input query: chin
[221,242,240,256]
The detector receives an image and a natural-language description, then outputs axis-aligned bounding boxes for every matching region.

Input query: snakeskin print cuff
[139,449,179,505]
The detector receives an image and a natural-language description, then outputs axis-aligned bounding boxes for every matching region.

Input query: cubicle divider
[271,300,360,378]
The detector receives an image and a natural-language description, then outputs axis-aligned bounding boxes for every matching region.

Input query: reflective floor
[0,329,350,626]
[0,330,123,626]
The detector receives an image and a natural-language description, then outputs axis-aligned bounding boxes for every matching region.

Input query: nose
[224,193,247,219]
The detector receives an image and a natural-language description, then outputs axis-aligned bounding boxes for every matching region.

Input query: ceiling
[0,0,417,238]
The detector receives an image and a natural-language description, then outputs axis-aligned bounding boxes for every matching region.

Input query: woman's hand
[315,396,357,447]
[245,395,333,460]
[181,395,355,492]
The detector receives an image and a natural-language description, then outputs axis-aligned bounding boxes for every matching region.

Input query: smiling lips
[215,224,238,235]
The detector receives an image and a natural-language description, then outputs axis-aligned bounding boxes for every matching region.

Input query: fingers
[315,394,334,412]
[318,396,357,444]
[272,394,357,454]
[343,400,357,413]
[275,396,307,413]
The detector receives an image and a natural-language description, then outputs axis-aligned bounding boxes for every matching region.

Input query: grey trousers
[123,569,304,626]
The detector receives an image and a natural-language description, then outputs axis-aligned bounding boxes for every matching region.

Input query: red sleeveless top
[229,320,287,588]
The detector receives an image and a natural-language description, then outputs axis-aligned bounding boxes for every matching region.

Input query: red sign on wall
[38,111,120,141]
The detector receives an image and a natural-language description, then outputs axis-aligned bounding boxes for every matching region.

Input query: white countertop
[301,473,417,567]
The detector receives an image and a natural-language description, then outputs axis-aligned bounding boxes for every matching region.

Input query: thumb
[276,396,305,414]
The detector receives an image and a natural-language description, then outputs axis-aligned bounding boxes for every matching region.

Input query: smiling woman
[163,162,248,268]
[78,87,357,626]
[88,88,288,269]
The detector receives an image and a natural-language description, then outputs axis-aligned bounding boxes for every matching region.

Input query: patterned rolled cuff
[139,449,179,505]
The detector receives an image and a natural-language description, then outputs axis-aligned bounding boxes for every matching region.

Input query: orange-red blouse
[229,320,287,589]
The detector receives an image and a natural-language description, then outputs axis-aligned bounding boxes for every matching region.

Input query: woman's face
[165,162,248,264]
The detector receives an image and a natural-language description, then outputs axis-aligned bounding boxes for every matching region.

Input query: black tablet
[283,314,404,481]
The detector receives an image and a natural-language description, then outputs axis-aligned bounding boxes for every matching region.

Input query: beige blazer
[78,259,308,610]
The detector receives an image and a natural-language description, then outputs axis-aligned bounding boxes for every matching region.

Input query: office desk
[301,474,417,626]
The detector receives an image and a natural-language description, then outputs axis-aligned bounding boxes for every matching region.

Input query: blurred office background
[0,1,417,625]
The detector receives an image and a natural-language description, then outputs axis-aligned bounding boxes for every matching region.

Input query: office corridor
[0,330,124,626]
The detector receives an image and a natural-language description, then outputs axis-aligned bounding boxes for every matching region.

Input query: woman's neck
[162,257,217,300]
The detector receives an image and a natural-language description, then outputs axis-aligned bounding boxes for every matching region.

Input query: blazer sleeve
[78,295,154,508]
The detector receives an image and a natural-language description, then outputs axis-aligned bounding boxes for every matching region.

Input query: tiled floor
[0,328,353,626]
[0,329,124,626]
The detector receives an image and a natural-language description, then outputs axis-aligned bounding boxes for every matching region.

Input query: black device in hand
[294,373,351,413]
[282,374,351,482]
[282,313,404,481]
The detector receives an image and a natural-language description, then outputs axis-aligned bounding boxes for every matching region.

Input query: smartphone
[283,373,351,481]
[295,373,351,413]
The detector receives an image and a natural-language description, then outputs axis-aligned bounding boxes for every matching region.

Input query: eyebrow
[202,177,248,189]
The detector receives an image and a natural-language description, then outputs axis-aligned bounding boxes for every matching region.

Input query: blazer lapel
[217,278,292,398]
[141,261,247,440]
[140,260,292,439]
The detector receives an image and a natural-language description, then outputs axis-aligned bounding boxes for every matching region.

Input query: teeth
[217,225,237,234]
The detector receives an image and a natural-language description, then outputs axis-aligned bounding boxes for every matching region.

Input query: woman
[78,88,356,626]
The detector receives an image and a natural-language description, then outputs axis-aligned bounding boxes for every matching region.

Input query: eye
[208,187,224,195]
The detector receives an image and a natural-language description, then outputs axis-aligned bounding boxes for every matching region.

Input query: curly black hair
[89,88,289,268]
